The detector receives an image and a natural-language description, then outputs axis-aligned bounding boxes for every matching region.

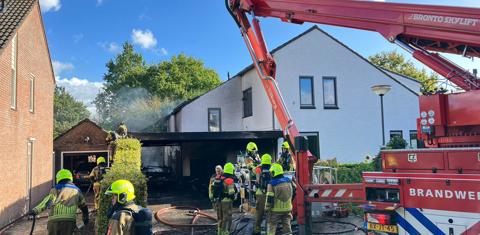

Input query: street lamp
[371,85,391,146]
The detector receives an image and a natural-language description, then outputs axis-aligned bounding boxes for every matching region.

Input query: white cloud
[52,60,74,76]
[131,29,158,49]
[98,42,121,53]
[39,0,61,12]
[56,77,104,116]
[161,48,168,55]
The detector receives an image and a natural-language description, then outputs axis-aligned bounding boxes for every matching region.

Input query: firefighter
[214,163,236,235]
[266,163,294,235]
[253,154,272,235]
[209,165,224,209]
[105,179,140,235]
[246,142,260,165]
[117,122,128,138]
[89,156,108,210]
[277,141,295,172]
[29,169,89,235]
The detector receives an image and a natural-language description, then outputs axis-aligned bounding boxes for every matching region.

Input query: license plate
[368,222,398,234]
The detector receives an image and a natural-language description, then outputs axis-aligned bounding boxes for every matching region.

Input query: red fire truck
[226,0,480,234]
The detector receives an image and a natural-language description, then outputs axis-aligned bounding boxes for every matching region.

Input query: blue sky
[40,0,480,113]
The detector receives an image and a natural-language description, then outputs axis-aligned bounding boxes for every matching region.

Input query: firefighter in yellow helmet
[278,141,295,172]
[266,163,294,235]
[253,154,272,235]
[30,169,89,235]
[214,163,236,235]
[89,156,108,210]
[105,179,147,235]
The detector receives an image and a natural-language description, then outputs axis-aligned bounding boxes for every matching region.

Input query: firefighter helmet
[97,156,106,165]
[105,179,136,204]
[282,141,290,149]
[261,154,272,165]
[56,169,73,184]
[246,142,258,152]
[224,163,235,175]
[270,163,284,177]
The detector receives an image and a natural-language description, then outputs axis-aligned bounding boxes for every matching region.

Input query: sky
[39,0,480,114]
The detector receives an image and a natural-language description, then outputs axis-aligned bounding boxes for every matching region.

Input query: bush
[96,138,147,235]
[386,136,408,149]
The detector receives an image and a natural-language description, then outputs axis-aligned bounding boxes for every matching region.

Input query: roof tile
[0,0,36,49]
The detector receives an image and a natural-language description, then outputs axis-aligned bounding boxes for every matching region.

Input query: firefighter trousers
[93,182,101,210]
[267,212,292,235]
[216,201,232,235]
[254,194,266,234]
[47,220,77,235]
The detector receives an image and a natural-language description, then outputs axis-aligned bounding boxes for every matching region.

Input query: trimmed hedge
[96,138,147,235]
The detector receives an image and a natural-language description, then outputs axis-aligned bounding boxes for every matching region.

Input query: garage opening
[61,151,109,189]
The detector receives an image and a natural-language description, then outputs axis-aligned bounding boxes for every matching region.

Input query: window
[243,88,252,117]
[409,130,418,149]
[323,77,338,109]
[389,130,403,140]
[299,76,315,108]
[208,108,221,132]
[26,139,34,210]
[29,75,35,113]
[11,34,17,109]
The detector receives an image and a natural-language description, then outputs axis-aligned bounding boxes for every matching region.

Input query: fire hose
[154,206,217,235]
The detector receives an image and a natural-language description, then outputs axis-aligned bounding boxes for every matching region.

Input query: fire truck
[226,0,480,234]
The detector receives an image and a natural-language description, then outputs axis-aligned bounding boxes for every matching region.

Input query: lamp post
[371,85,391,146]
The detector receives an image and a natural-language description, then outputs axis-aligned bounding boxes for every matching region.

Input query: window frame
[29,74,35,113]
[389,130,403,140]
[322,76,338,109]
[11,33,17,110]
[242,87,253,118]
[409,130,418,149]
[208,108,222,132]
[299,76,315,109]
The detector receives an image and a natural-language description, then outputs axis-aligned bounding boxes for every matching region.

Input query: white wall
[240,28,420,162]
[176,77,243,132]
[173,27,421,163]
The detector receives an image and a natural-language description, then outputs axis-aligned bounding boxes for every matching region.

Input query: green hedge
[96,138,147,235]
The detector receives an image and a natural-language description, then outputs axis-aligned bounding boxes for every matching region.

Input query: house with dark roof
[0,0,55,229]
[168,26,422,163]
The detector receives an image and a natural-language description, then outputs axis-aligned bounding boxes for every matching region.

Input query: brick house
[0,0,55,229]
[54,119,110,176]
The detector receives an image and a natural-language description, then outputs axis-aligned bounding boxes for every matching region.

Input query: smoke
[111,87,177,132]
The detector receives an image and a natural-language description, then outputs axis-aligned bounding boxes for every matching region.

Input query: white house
[168,26,421,163]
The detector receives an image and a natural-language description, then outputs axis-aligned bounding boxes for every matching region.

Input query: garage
[54,119,110,189]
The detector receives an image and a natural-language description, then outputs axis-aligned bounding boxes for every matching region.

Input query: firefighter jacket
[222,174,236,202]
[89,165,107,183]
[33,183,88,222]
[208,173,222,201]
[278,152,295,172]
[107,202,140,235]
[265,176,293,212]
[255,164,271,195]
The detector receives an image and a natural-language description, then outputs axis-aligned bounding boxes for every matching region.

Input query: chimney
[227,72,231,80]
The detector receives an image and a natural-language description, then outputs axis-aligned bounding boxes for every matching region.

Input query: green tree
[94,43,221,130]
[369,50,445,94]
[54,86,90,138]
[386,136,408,149]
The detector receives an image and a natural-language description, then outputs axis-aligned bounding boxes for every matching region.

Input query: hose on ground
[312,220,367,235]
[154,206,217,235]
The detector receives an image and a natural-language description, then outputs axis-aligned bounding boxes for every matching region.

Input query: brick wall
[0,2,54,228]
[54,119,109,172]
